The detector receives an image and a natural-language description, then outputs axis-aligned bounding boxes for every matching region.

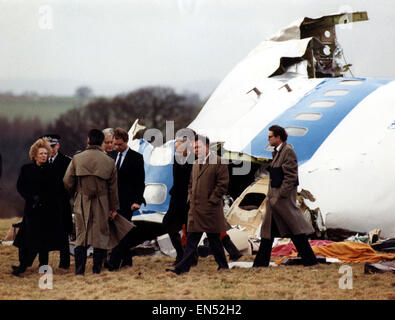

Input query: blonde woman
[12,138,67,276]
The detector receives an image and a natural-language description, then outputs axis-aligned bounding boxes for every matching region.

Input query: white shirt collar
[116,147,129,168]
[118,147,129,157]
[119,147,129,159]
[276,143,283,152]
[50,152,58,162]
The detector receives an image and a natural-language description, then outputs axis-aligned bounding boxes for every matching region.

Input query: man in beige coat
[166,134,230,275]
[64,129,132,275]
[253,125,318,267]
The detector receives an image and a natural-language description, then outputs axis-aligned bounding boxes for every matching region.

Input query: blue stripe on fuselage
[242,78,392,164]
[133,139,174,216]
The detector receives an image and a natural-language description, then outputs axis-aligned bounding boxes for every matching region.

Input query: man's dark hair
[195,134,210,146]
[114,127,129,142]
[269,125,288,142]
[88,129,105,146]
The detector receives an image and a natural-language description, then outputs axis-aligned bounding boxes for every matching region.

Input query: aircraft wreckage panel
[299,80,395,238]
[132,139,175,222]
[242,77,392,164]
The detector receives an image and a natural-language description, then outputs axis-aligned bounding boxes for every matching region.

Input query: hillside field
[0,96,83,123]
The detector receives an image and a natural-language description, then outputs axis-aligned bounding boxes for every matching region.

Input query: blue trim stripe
[242,78,392,164]
[134,139,174,215]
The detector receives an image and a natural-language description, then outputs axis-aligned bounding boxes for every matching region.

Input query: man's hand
[131,203,141,212]
[109,210,117,220]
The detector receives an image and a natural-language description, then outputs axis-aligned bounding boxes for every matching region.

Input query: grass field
[0,96,83,123]
[1,218,394,300]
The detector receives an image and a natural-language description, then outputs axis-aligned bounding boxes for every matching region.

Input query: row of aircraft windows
[285,79,363,137]
[145,80,365,204]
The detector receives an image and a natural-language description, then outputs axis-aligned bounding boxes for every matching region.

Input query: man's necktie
[116,153,123,171]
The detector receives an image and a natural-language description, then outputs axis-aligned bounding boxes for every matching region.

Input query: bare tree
[49,86,202,155]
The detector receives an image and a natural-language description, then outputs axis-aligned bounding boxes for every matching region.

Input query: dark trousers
[253,219,318,267]
[59,239,70,268]
[168,231,184,263]
[107,209,134,269]
[108,231,133,269]
[74,246,107,275]
[175,232,229,273]
[18,247,49,271]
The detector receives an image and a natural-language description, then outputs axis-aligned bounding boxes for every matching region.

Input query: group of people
[11,124,318,277]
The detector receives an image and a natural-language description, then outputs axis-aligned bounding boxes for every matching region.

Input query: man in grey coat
[166,134,230,275]
[64,129,133,275]
[253,125,318,267]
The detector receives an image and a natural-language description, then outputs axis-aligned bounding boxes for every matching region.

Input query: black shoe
[252,260,269,268]
[165,268,182,275]
[92,267,101,274]
[229,252,243,261]
[11,266,25,277]
[58,263,70,270]
[222,235,243,261]
[172,256,184,266]
[12,270,22,277]
[120,261,132,268]
[104,261,118,272]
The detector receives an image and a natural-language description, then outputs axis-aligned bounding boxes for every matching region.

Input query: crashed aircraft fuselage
[187,11,395,238]
[130,11,395,239]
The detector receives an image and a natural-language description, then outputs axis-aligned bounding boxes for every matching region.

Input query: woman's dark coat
[13,162,68,252]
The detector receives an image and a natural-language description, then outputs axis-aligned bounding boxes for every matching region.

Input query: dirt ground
[1,218,394,300]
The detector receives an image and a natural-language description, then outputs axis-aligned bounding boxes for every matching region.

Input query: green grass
[0,96,84,124]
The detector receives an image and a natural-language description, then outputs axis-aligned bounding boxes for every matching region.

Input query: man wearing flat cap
[42,134,73,269]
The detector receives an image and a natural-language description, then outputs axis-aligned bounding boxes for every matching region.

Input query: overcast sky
[1,0,394,97]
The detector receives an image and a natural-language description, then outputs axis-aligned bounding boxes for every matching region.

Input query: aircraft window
[143,183,167,204]
[338,80,364,86]
[309,100,336,107]
[149,145,173,166]
[239,193,266,210]
[323,89,349,96]
[285,126,308,136]
[294,112,322,121]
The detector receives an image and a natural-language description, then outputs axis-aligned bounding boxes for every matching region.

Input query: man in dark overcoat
[253,125,318,267]
[42,134,72,269]
[105,127,146,270]
[166,135,230,275]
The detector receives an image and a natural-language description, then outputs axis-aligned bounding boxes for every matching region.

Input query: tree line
[0,86,203,218]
